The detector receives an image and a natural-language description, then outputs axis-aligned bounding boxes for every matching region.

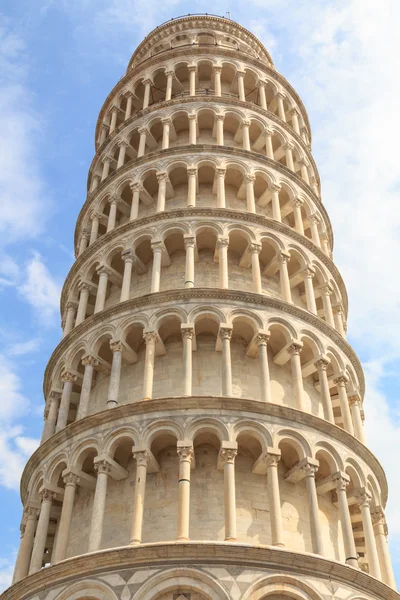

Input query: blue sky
[1,0,400,591]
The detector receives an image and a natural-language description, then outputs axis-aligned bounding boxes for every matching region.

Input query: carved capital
[156,171,168,183]
[133,449,150,467]
[241,119,251,128]
[356,489,372,508]
[255,332,270,346]
[96,264,112,277]
[63,472,80,486]
[110,340,123,353]
[122,249,134,263]
[244,173,256,184]
[61,371,77,384]
[249,243,261,254]
[301,460,318,478]
[94,459,112,475]
[184,236,196,249]
[219,448,237,464]
[130,181,143,193]
[143,331,158,345]
[117,139,129,148]
[215,114,225,122]
[219,326,233,341]
[177,446,194,462]
[334,374,349,387]
[161,117,172,126]
[278,251,290,264]
[181,326,195,340]
[216,167,226,178]
[82,355,99,368]
[315,357,329,371]
[187,167,197,178]
[66,301,78,312]
[332,472,350,492]
[39,488,55,503]
[287,342,302,356]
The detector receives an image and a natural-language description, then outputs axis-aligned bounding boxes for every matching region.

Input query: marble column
[216,168,226,208]
[156,172,168,212]
[218,237,229,289]
[333,304,346,337]
[320,232,330,257]
[250,243,262,293]
[278,251,292,302]
[213,66,222,96]
[130,450,149,544]
[76,283,91,326]
[321,285,335,328]
[372,508,396,588]
[237,71,245,101]
[292,198,304,234]
[143,332,157,399]
[78,228,90,255]
[94,265,110,313]
[182,326,194,396]
[220,326,233,396]
[288,343,304,411]
[348,394,366,444]
[357,490,382,579]
[303,461,324,555]
[151,241,163,293]
[303,268,317,314]
[315,358,335,423]
[265,451,284,546]
[276,92,286,121]
[265,128,274,159]
[63,301,77,337]
[41,392,60,442]
[89,212,100,245]
[245,174,256,213]
[271,184,281,221]
[12,507,38,583]
[161,118,171,150]
[257,333,271,402]
[99,123,108,144]
[109,107,118,133]
[241,120,251,151]
[124,93,133,120]
[88,459,112,552]
[165,71,174,101]
[120,250,134,302]
[332,472,358,567]
[187,168,197,207]
[189,114,197,144]
[29,490,54,574]
[101,156,112,181]
[129,182,141,221]
[107,341,123,408]
[216,114,224,145]
[107,195,120,232]
[290,107,301,134]
[189,66,197,96]
[77,355,98,419]
[184,236,195,288]
[258,81,267,110]
[334,375,354,435]
[309,214,321,246]
[56,372,77,432]
[117,140,128,169]
[137,127,147,157]
[177,444,194,540]
[220,447,238,541]
[142,79,152,109]
[52,472,79,563]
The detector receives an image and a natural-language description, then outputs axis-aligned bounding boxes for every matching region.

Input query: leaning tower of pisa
[4,14,399,600]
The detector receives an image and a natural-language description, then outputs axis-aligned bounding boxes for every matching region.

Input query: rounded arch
[186,416,229,443]
[54,579,119,600]
[242,574,323,600]
[232,420,273,449]
[143,419,184,447]
[103,425,139,457]
[70,438,101,469]
[46,454,70,486]
[345,457,366,489]
[313,440,343,474]
[132,567,231,600]
[274,428,312,459]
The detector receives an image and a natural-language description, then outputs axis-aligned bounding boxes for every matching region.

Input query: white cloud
[0,14,50,244]
[18,252,61,325]
[7,338,41,357]
[0,556,15,594]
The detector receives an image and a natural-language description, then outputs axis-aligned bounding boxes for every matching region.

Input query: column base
[176,536,190,542]
[224,537,237,542]
[106,400,118,409]
[346,557,359,568]
[129,540,141,546]
[272,542,285,548]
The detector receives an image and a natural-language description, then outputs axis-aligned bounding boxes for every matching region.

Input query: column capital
[132,449,150,467]
[117,139,129,148]
[236,69,245,78]
[249,242,262,254]
[109,105,119,115]
[81,227,91,239]
[287,340,303,355]
[314,355,330,371]
[138,126,149,136]
[278,250,290,264]
[156,171,169,183]
[348,392,362,407]
[129,181,143,193]
[271,182,281,192]
[276,90,286,99]
[122,249,134,263]
[319,283,333,296]
[188,65,197,73]
[96,264,112,277]
[187,167,197,177]
[66,300,78,311]
[264,126,274,137]
[78,280,95,293]
[241,119,251,128]
[244,173,256,184]
[256,79,267,89]
[219,447,237,465]
[94,458,113,475]
[212,65,222,74]
[334,373,349,387]
[303,266,315,279]
[81,355,99,368]
[39,488,55,503]
[143,330,158,345]
[90,209,102,221]
[24,506,40,521]
[300,458,319,478]
[108,194,121,206]
[290,106,301,116]
[181,325,195,340]
[62,471,80,486]
[332,303,344,316]
[188,113,197,122]
[151,240,165,254]
[110,340,123,353]
[255,330,270,346]
[291,196,303,208]
[165,69,175,78]
[184,235,196,249]
[309,211,320,224]
[219,326,233,341]
[217,237,229,249]
[216,167,226,178]
[142,78,153,86]
[356,488,373,508]
[177,442,194,462]
[61,371,77,384]
[215,113,225,122]
[332,471,350,491]
[263,449,281,468]
[284,141,295,151]
[102,154,113,164]
[161,117,172,126]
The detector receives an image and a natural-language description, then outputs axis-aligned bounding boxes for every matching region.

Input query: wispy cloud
[18,252,61,325]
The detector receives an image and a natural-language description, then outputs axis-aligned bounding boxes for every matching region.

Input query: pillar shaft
[266,454,284,546]
[184,238,195,288]
[151,244,163,292]
[220,327,233,396]
[130,184,141,220]
[143,332,157,399]
[107,342,123,408]
[304,270,317,314]
[304,465,324,555]
[315,359,335,423]
[187,169,197,207]
[257,335,272,403]
[245,175,255,213]
[88,461,111,552]
[177,445,193,540]
[77,356,97,419]
[120,252,133,302]
[182,327,194,396]
[237,72,245,101]
[250,244,262,293]
[12,509,38,583]
[373,511,396,588]
[358,492,381,579]
[335,377,354,435]
[29,491,53,574]
[218,238,229,289]
[130,451,149,544]
[216,116,224,145]
[221,448,237,541]
[349,395,366,443]
[333,474,358,567]
[41,395,60,442]
[216,169,226,208]
[271,185,281,221]
[76,285,90,325]
[279,252,292,302]
[288,344,304,411]
[94,267,109,313]
[56,373,76,432]
[156,174,167,212]
[53,473,79,563]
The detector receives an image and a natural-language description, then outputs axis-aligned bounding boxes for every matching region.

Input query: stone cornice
[94,45,311,146]
[20,397,387,505]
[92,95,318,187]
[77,145,330,247]
[130,15,274,68]
[3,542,398,600]
[66,209,344,319]
[47,289,362,398]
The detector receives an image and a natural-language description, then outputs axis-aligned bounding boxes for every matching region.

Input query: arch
[313,441,343,475]
[274,428,311,459]
[70,438,101,469]
[54,579,119,600]
[143,419,184,447]
[242,574,323,600]
[132,567,231,600]
[103,425,139,457]
[232,420,273,448]
[345,458,366,489]
[186,416,229,443]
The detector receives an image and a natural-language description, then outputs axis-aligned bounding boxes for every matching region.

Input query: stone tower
[5,14,398,600]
